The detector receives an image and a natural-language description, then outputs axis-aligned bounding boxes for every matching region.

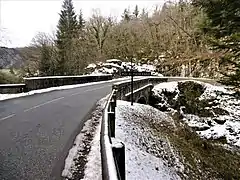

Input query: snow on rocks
[153,80,240,148]
[154,81,179,93]
[116,100,182,180]
[86,59,163,76]
[86,63,97,69]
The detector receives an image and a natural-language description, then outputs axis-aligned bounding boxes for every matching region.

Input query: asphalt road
[0,80,120,180]
[0,76,219,180]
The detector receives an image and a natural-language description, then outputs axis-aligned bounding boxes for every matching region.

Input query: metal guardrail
[100,77,168,180]
[100,90,125,180]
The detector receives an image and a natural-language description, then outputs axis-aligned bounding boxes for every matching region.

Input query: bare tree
[88,10,113,60]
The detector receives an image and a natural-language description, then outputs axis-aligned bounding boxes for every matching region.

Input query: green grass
[0,69,23,84]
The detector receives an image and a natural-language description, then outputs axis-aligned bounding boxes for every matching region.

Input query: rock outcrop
[0,47,25,68]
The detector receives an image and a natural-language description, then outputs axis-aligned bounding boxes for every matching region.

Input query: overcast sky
[0,0,165,48]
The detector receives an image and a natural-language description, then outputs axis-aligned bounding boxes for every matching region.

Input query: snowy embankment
[62,96,108,180]
[153,80,240,147]
[0,77,128,101]
[86,59,163,76]
[116,100,182,180]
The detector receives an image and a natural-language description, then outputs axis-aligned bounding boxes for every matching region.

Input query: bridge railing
[112,77,168,100]
[0,84,26,94]
[24,74,112,91]
[0,75,113,94]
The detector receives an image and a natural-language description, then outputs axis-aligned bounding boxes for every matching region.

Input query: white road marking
[69,85,111,96]
[0,114,16,122]
[22,85,109,113]
[24,97,65,112]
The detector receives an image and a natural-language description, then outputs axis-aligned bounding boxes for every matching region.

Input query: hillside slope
[0,47,25,68]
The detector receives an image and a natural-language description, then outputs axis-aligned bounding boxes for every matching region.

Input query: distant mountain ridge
[0,46,25,69]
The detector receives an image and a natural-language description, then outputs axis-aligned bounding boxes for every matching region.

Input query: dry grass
[162,112,240,180]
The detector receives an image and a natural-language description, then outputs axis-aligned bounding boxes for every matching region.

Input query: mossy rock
[178,81,205,98]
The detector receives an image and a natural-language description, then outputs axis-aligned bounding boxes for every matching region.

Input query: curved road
[0,77,218,180]
[0,80,121,180]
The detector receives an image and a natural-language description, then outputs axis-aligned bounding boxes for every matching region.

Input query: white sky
[0,0,165,48]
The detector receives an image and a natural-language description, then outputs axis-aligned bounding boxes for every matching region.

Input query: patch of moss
[167,119,240,179]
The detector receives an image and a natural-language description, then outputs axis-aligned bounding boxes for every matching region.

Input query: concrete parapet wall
[24,75,113,91]
[0,84,26,94]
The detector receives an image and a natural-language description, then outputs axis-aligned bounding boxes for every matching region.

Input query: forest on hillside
[1,0,239,86]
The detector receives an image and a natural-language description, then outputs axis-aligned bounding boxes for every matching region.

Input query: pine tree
[133,5,139,18]
[122,8,131,22]
[78,9,85,30]
[39,44,52,76]
[140,8,148,20]
[193,0,240,86]
[55,0,78,75]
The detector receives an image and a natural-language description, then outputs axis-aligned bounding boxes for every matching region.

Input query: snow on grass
[81,122,102,180]
[0,77,129,101]
[62,96,108,179]
[116,100,182,180]
[153,80,240,148]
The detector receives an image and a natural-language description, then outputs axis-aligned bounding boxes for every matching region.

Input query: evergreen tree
[78,9,85,30]
[193,0,240,86]
[140,8,148,20]
[55,0,78,75]
[122,8,131,22]
[39,44,52,76]
[133,5,139,18]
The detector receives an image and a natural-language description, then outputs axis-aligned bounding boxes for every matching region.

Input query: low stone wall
[0,84,26,94]
[24,75,112,91]
[0,75,113,94]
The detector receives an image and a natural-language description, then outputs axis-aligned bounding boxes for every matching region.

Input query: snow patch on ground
[82,123,102,180]
[0,77,128,101]
[153,80,240,148]
[62,96,108,179]
[116,100,182,180]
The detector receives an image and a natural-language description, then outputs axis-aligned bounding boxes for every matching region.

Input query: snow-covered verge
[0,77,128,101]
[61,96,108,180]
[153,80,240,148]
[116,100,183,180]
[116,97,240,179]
[86,59,163,76]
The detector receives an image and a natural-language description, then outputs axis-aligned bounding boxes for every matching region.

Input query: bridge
[0,75,218,180]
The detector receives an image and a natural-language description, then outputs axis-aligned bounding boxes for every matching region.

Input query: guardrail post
[108,112,115,137]
[112,142,125,180]
[110,91,117,112]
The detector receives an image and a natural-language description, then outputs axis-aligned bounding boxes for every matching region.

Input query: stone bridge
[112,77,167,104]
